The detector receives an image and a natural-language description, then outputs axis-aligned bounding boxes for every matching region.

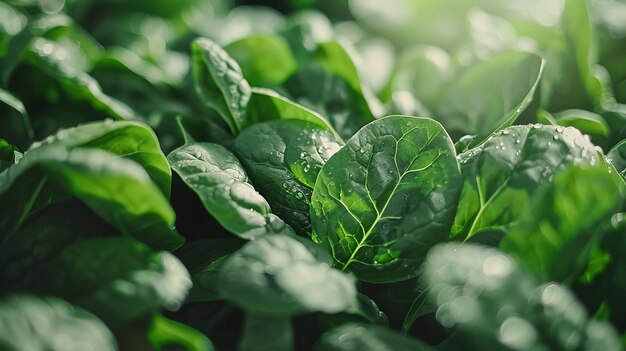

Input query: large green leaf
[191,37,250,135]
[29,120,171,196]
[21,237,191,325]
[451,125,599,240]
[437,51,544,145]
[218,233,358,316]
[0,146,182,250]
[501,165,624,282]
[422,243,622,351]
[168,142,292,240]
[315,323,433,351]
[234,119,343,235]
[225,34,297,87]
[0,295,116,351]
[311,115,462,282]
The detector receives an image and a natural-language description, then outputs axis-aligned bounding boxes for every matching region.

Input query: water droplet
[295,192,304,200]
[300,152,306,159]
[502,130,510,135]
[515,139,520,144]
[547,141,552,147]
[533,123,543,129]
[388,169,394,174]
[556,127,564,133]
[281,182,289,189]
[606,157,613,164]
[553,135,559,141]
[303,164,311,172]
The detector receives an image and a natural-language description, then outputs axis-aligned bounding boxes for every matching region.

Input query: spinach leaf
[437,51,544,146]
[422,243,622,351]
[284,66,374,140]
[0,294,116,351]
[218,233,358,316]
[225,34,297,87]
[29,120,172,196]
[169,142,292,240]
[22,237,191,325]
[501,165,624,282]
[562,0,604,106]
[0,146,182,250]
[315,323,433,351]
[191,37,251,135]
[311,115,462,282]
[247,87,339,137]
[313,41,385,117]
[234,119,343,235]
[451,125,599,240]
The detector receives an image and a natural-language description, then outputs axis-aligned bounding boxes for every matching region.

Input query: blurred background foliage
[2,0,626,153]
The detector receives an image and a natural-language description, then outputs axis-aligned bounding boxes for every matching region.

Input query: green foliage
[2,0,626,349]
[311,115,461,282]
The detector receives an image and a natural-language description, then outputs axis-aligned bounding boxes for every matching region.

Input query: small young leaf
[225,34,297,87]
[191,37,251,135]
